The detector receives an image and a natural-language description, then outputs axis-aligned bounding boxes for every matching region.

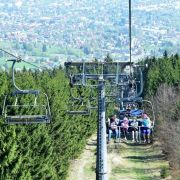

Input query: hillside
[0,53,179,179]
[1,0,180,65]
[68,136,170,180]
[142,54,180,176]
[0,68,97,179]
[68,54,180,179]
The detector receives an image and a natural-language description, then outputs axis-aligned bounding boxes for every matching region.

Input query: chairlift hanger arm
[142,100,155,123]
[70,88,84,101]
[11,58,39,94]
[0,49,45,94]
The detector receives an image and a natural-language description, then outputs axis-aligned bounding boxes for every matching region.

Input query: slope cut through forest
[68,54,180,179]
[68,135,170,180]
[0,54,179,179]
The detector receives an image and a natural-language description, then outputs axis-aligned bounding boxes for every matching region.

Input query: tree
[22,42,27,50]
[0,68,97,179]
[42,44,47,52]
[152,84,180,172]
[163,50,168,58]
[104,53,113,62]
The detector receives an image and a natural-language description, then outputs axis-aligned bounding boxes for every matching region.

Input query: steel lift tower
[96,75,107,180]
[65,61,134,180]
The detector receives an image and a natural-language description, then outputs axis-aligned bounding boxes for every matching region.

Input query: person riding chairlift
[121,116,129,141]
[129,117,139,143]
[142,114,152,143]
[107,115,119,144]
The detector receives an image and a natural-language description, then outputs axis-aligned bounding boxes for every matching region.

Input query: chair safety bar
[112,125,154,143]
[13,90,40,95]
[6,115,50,124]
[117,97,143,102]
[66,110,90,115]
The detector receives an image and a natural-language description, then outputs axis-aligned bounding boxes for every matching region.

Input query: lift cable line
[0,48,47,70]
[129,0,132,76]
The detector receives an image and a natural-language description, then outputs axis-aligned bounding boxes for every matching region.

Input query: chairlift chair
[2,58,51,124]
[66,98,91,116]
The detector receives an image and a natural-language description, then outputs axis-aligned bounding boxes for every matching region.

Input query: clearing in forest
[68,136,170,180]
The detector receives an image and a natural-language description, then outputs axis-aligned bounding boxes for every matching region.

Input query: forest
[0,52,179,179]
[143,53,180,176]
[0,67,96,179]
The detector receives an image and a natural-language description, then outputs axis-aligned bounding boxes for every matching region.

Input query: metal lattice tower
[64,61,142,180]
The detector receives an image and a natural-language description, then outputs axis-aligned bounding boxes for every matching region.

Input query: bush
[161,166,170,178]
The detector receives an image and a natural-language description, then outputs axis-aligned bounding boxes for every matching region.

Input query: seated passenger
[121,116,129,141]
[114,114,120,124]
[142,114,152,143]
[129,117,139,142]
[126,104,131,113]
[107,115,119,144]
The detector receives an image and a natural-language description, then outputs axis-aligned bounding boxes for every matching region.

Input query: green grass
[68,139,170,180]
[160,165,170,179]
[109,142,169,180]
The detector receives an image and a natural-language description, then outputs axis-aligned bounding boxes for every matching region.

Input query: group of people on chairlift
[107,111,152,144]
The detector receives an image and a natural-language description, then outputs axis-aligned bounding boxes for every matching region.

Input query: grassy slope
[68,138,170,180]
[108,142,169,180]
[67,135,96,180]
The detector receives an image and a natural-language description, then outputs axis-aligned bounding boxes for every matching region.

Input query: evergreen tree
[0,67,97,179]
[42,44,47,52]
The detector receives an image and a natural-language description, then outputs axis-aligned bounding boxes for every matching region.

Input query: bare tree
[152,84,180,172]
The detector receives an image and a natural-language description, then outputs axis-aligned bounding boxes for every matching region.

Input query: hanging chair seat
[13,90,40,95]
[3,94,51,124]
[67,110,90,116]
[6,115,50,124]
[67,110,90,115]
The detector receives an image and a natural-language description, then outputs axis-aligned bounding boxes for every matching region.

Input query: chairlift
[115,98,155,144]
[106,84,118,98]
[70,87,84,101]
[124,101,139,110]
[118,97,155,125]
[66,99,91,115]
[2,57,51,124]
[116,66,144,102]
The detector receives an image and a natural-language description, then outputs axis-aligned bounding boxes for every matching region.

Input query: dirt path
[67,135,97,180]
[68,137,170,180]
